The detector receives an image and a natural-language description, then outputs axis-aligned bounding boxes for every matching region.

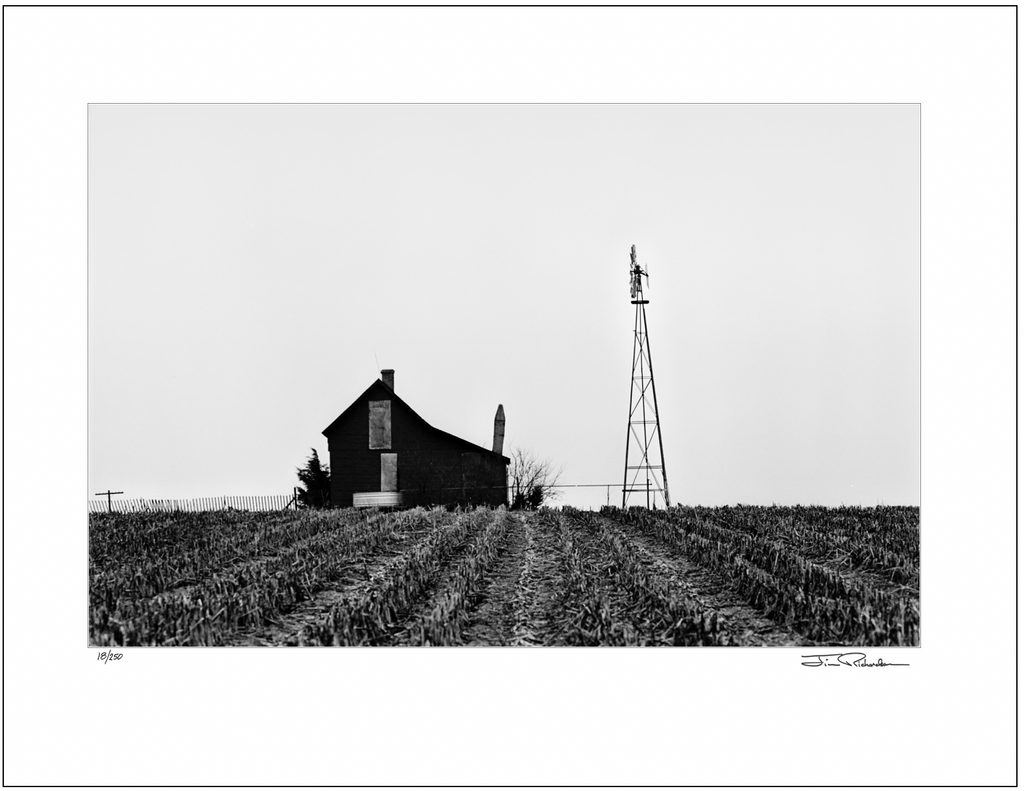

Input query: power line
[547,483,631,489]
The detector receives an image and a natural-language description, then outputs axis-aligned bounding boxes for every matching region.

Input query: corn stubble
[89,503,919,646]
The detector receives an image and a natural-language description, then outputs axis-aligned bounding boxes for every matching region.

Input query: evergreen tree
[296,448,331,508]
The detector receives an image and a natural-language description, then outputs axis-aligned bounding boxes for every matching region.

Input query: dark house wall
[324,378,508,508]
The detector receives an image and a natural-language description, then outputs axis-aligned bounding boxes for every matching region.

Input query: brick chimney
[492,404,505,455]
[381,369,395,391]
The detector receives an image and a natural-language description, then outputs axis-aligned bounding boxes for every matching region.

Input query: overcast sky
[88,103,919,508]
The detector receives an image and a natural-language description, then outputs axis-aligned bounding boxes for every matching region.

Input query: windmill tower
[622,244,671,509]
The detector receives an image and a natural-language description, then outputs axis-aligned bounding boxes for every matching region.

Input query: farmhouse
[323,369,510,508]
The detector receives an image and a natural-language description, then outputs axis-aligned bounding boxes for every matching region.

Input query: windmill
[622,244,671,509]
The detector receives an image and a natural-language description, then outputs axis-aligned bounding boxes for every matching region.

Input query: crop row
[404,510,517,645]
[90,509,294,565]
[300,508,494,646]
[90,509,426,645]
[612,508,918,645]
[89,509,377,608]
[676,505,919,583]
[90,509,389,613]
[546,509,626,645]
[785,510,919,585]
[562,509,726,646]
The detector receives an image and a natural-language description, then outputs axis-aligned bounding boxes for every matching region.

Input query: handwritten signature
[801,652,909,667]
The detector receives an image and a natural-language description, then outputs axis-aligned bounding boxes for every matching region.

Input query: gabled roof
[322,378,510,464]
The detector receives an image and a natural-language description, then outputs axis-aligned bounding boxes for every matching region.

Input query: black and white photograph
[87,103,921,648]
[3,5,1016,787]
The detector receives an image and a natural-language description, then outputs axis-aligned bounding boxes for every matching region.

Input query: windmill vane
[629,245,649,300]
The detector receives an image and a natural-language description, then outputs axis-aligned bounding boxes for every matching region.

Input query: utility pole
[94,490,124,513]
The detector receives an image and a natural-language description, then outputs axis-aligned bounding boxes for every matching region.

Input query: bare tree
[508,446,564,509]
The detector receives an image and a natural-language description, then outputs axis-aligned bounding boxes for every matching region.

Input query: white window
[380,453,398,492]
[368,400,392,449]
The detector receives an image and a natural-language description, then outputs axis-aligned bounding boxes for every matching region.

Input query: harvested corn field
[89,504,920,647]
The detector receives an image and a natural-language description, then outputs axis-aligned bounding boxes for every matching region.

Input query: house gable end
[322,378,509,463]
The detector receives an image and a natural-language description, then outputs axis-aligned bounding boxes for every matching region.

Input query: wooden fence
[88,495,296,514]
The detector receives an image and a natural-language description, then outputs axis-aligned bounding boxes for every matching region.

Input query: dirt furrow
[508,514,543,645]
[516,512,573,645]
[454,512,568,645]
[456,516,525,645]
